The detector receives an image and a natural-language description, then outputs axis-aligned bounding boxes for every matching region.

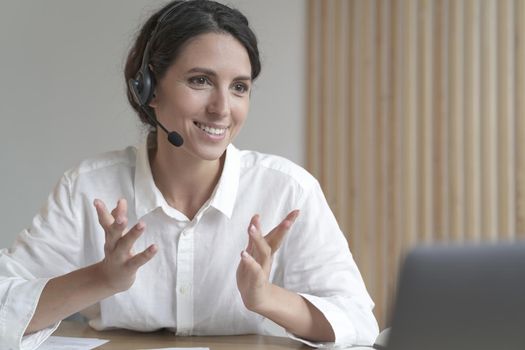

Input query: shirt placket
[176,224,194,336]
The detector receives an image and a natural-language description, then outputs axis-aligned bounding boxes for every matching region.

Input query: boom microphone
[141,105,184,147]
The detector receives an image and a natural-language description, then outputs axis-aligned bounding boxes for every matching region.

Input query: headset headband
[140,1,186,76]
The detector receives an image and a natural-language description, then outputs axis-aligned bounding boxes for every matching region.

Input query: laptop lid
[386,243,525,350]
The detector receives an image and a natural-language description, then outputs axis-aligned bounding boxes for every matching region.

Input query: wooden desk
[54,321,311,350]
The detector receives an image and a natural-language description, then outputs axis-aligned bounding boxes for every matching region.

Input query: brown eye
[188,76,210,86]
[233,82,249,94]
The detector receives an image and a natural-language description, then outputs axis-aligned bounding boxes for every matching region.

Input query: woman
[0,1,379,349]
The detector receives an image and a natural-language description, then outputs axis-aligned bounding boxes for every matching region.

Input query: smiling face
[150,32,252,162]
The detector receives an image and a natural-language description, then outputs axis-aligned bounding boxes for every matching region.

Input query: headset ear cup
[141,65,156,106]
[127,66,156,107]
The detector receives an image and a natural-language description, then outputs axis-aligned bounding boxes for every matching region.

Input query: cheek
[232,99,250,124]
[160,90,204,122]
[229,107,248,140]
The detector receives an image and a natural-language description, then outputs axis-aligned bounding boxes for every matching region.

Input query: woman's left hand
[236,210,300,312]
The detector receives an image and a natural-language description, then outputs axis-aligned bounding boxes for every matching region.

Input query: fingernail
[249,224,256,235]
[116,216,124,225]
[241,250,249,259]
[136,221,145,230]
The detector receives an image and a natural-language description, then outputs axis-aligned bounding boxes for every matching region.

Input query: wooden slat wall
[307,0,525,329]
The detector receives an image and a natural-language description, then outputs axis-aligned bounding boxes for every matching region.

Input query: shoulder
[62,145,138,183]
[237,148,318,190]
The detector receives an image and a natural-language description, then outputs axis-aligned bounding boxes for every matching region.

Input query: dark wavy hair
[124,0,261,126]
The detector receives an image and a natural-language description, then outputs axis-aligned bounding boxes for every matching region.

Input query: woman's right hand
[93,198,157,293]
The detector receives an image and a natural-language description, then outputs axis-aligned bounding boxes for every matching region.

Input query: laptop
[384,242,525,350]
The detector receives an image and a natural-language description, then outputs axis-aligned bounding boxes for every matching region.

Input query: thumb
[265,210,300,253]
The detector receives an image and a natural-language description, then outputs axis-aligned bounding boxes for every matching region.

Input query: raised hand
[236,210,300,311]
[93,198,157,293]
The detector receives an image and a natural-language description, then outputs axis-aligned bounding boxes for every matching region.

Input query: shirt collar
[134,139,240,220]
[209,143,240,219]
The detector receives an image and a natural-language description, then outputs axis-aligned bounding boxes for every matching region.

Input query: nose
[206,87,230,118]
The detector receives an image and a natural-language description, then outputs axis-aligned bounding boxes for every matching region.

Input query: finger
[126,244,158,270]
[95,199,125,252]
[94,199,114,231]
[246,239,254,256]
[105,199,130,249]
[265,210,300,253]
[248,216,272,264]
[245,215,257,255]
[114,221,146,256]
[110,198,128,226]
[109,199,128,235]
[239,250,263,276]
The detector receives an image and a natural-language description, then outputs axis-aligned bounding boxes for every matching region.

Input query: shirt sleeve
[0,174,84,349]
[277,180,379,347]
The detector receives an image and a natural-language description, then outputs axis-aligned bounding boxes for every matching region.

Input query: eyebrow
[186,67,252,81]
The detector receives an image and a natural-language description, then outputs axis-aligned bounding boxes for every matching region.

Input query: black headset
[127,1,186,147]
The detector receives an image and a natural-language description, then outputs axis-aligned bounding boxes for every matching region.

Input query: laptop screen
[386,243,525,350]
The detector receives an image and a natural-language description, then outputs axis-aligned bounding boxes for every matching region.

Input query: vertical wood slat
[362,0,378,307]
[449,0,465,241]
[320,2,332,198]
[377,0,392,323]
[419,0,434,243]
[350,0,364,266]
[333,0,342,223]
[498,0,516,240]
[390,0,405,324]
[307,0,525,329]
[404,0,418,247]
[464,0,482,241]
[518,0,525,239]
[336,0,351,257]
[433,0,450,243]
[480,0,499,240]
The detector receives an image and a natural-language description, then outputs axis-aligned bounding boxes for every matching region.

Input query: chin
[192,146,227,161]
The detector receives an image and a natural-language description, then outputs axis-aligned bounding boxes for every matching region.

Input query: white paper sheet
[39,336,109,350]
[139,348,209,350]
[138,348,209,350]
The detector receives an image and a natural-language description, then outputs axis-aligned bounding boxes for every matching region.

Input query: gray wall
[0,1,306,248]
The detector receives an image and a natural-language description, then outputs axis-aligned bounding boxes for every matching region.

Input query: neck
[149,138,225,220]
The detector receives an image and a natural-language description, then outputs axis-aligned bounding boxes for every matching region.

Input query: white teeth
[196,122,227,135]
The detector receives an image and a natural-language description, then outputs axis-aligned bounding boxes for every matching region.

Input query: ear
[148,91,158,108]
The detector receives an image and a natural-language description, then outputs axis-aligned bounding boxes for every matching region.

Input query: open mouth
[194,121,229,136]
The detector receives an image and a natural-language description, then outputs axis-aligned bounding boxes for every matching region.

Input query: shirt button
[179,285,190,295]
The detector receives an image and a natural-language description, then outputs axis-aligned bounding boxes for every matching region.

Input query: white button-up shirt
[0,140,379,349]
